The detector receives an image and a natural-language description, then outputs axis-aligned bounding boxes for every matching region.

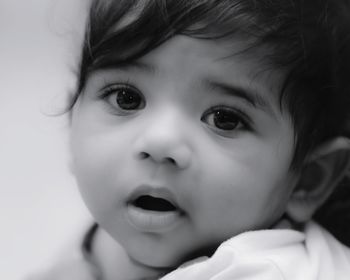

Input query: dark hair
[71,0,350,168]
[71,0,350,244]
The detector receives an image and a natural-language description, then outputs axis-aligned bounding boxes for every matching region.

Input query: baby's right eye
[101,84,146,114]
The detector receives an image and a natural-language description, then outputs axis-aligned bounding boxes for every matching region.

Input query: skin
[70,35,299,271]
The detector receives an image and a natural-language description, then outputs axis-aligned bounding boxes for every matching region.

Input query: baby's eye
[101,84,145,113]
[201,106,250,134]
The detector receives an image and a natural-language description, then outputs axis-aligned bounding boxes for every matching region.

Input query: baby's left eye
[201,106,250,134]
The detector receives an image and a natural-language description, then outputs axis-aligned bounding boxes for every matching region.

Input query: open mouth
[132,195,177,212]
[126,186,184,232]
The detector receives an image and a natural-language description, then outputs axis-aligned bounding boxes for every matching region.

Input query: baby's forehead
[94,32,283,79]
[140,36,284,91]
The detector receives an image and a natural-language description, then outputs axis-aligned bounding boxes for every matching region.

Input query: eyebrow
[99,59,156,74]
[205,80,276,116]
[97,59,276,116]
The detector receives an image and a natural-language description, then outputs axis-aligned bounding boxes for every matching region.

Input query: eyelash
[99,82,133,99]
[98,83,252,134]
[99,82,146,114]
[201,106,252,134]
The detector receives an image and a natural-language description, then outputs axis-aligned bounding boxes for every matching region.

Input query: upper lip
[127,184,182,211]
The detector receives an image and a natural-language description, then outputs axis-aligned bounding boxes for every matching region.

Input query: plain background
[0,0,92,279]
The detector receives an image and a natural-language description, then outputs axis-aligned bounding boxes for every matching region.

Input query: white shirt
[161,221,350,280]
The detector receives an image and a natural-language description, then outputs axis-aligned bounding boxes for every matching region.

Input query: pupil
[117,90,141,110]
[214,111,238,130]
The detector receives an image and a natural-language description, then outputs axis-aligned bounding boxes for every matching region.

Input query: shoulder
[162,228,305,280]
[25,258,99,280]
[304,221,350,263]
[162,223,350,280]
[26,223,100,280]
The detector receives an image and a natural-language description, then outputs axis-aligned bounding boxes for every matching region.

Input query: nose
[133,115,192,169]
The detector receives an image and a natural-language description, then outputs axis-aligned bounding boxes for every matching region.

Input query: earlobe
[286,137,350,223]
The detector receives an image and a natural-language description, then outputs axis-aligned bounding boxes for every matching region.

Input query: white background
[0,1,92,279]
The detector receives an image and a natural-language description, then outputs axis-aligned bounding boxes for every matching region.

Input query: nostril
[165,157,176,165]
[139,152,150,159]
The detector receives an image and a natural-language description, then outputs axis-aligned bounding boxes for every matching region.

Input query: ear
[286,137,350,223]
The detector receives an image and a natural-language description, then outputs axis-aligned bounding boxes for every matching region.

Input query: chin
[124,238,188,269]
[124,235,219,270]
[135,248,183,268]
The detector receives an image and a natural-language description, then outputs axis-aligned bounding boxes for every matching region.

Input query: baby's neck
[92,228,170,280]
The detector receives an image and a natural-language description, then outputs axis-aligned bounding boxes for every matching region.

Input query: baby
[32,0,350,279]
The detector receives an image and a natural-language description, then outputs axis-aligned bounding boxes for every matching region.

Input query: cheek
[72,146,109,211]
[193,138,294,230]
[195,172,291,237]
[70,130,125,213]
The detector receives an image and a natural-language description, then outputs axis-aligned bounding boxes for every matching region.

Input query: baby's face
[70,35,297,268]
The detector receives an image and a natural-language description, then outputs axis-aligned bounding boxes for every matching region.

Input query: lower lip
[126,204,183,233]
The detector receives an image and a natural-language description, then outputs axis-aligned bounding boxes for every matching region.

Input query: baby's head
[68,0,350,269]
